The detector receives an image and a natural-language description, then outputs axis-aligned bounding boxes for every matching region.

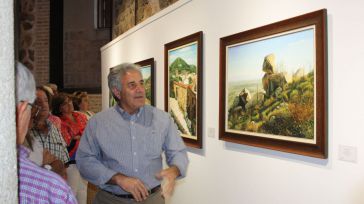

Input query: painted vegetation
[227,29,315,140]
[169,54,197,138]
[228,54,314,139]
[140,66,152,105]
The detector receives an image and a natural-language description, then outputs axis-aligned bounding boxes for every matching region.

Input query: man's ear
[16,101,30,144]
[111,88,121,100]
[17,101,28,120]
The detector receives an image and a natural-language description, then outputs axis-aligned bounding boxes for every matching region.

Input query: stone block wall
[112,0,136,39]
[19,0,49,85]
[113,0,179,38]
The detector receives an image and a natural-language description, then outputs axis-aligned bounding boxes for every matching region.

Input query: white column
[0,0,17,203]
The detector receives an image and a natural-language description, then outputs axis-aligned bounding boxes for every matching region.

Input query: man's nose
[135,84,144,92]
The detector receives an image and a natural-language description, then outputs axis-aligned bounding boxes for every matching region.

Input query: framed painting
[219,9,327,158]
[135,58,155,106]
[109,67,117,107]
[165,31,203,148]
[108,58,155,107]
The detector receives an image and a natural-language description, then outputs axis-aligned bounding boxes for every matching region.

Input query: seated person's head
[32,87,52,123]
[45,83,58,95]
[51,93,74,117]
[72,91,89,111]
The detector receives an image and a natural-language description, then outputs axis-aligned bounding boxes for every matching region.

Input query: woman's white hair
[16,62,36,104]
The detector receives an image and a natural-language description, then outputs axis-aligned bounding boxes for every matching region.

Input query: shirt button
[133,152,137,155]
[135,169,138,172]
[132,136,136,140]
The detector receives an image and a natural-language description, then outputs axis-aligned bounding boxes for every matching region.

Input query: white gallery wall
[101,0,364,203]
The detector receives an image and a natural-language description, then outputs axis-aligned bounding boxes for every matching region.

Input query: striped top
[76,105,189,195]
[18,145,77,204]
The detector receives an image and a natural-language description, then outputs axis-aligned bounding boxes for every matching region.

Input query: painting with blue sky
[225,26,317,143]
[220,10,327,158]
[227,27,314,83]
[140,65,152,105]
[140,65,151,79]
[167,41,198,140]
[168,42,197,67]
[165,31,203,148]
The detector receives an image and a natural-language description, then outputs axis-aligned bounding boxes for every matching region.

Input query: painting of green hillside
[167,42,198,139]
[165,31,203,148]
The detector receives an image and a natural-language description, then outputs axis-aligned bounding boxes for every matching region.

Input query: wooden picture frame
[165,31,203,149]
[135,58,156,106]
[108,67,117,107]
[219,9,327,158]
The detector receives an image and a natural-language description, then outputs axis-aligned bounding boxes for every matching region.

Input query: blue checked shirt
[76,105,189,195]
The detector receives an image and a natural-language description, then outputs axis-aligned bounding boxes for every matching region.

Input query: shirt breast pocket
[143,128,163,158]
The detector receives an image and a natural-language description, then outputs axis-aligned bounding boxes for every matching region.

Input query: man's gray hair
[107,63,141,101]
[16,62,36,104]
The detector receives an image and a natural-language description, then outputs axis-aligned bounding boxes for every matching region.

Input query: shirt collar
[116,105,144,120]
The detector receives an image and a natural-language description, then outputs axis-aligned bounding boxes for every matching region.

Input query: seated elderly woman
[72,91,95,120]
[27,87,70,178]
[52,92,88,204]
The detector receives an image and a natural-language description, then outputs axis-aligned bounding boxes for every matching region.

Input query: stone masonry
[113,0,179,38]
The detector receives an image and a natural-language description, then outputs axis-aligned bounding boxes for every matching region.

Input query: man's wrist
[170,165,181,179]
[109,173,126,186]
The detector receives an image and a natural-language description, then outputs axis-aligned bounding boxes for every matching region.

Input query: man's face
[34,90,49,120]
[119,70,145,114]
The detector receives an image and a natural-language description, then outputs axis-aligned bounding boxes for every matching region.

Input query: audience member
[72,91,95,120]
[28,87,70,178]
[52,93,88,204]
[46,83,58,96]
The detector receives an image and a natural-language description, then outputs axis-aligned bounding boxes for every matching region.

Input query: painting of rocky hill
[220,9,327,158]
[225,28,316,143]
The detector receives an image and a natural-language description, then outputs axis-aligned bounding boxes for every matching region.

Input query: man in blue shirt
[76,63,189,204]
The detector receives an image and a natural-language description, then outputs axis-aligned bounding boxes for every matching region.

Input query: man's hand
[155,166,180,199]
[50,160,67,179]
[42,149,57,165]
[109,173,149,202]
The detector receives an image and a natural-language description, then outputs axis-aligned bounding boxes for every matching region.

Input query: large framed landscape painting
[135,58,155,106]
[219,10,327,158]
[165,31,203,148]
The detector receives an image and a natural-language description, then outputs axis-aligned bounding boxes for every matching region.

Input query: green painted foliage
[228,70,315,139]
